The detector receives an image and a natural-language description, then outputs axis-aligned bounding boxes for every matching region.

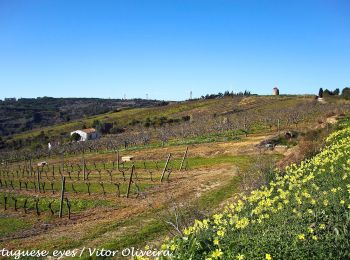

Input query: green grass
[197,176,243,210]
[0,192,114,215]
[0,217,31,237]
[102,220,167,251]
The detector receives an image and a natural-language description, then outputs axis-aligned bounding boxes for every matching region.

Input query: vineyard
[0,149,189,219]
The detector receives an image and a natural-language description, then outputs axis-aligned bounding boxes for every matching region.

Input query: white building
[70,128,100,142]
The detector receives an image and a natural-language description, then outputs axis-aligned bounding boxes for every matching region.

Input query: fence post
[61,152,64,173]
[117,150,120,170]
[160,154,172,182]
[65,198,71,219]
[37,167,41,193]
[29,159,32,176]
[82,152,86,181]
[126,165,135,198]
[179,147,188,171]
[59,176,66,218]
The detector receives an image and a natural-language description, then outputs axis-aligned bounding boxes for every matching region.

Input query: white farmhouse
[70,128,100,142]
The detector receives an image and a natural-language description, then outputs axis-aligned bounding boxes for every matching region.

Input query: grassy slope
[10,95,313,141]
[165,117,350,259]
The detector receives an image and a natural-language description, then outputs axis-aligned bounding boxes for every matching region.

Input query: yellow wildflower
[211,249,223,258]
[235,217,249,229]
[297,233,305,240]
[217,230,225,237]
[213,238,219,245]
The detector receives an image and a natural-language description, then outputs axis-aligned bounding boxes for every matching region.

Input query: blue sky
[0,0,349,100]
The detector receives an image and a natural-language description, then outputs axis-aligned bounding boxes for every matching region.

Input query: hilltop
[0,97,167,137]
[2,94,350,154]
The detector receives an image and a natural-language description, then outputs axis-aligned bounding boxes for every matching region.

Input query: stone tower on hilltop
[272,87,280,95]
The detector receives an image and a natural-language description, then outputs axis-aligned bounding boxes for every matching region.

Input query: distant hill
[0,97,168,136]
[2,94,349,154]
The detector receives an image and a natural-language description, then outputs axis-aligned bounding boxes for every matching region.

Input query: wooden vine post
[61,152,65,173]
[160,153,172,182]
[37,167,41,193]
[65,198,71,219]
[126,165,135,198]
[82,151,86,181]
[29,158,33,176]
[179,147,189,171]
[59,176,66,218]
[117,150,120,170]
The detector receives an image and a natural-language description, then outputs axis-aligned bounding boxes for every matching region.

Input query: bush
[109,127,125,134]
[341,87,350,99]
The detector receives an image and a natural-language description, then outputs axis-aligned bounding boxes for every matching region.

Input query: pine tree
[318,88,324,98]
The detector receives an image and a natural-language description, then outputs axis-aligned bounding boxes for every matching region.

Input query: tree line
[318,87,350,98]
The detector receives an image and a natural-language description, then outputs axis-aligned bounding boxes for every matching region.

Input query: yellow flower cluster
[162,121,350,259]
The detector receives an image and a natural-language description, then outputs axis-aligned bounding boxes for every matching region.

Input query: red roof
[81,128,96,134]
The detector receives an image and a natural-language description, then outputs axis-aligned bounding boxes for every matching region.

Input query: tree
[341,87,350,99]
[32,112,42,123]
[324,89,332,96]
[318,88,324,98]
[323,88,339,96]
[92,119,103,133]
